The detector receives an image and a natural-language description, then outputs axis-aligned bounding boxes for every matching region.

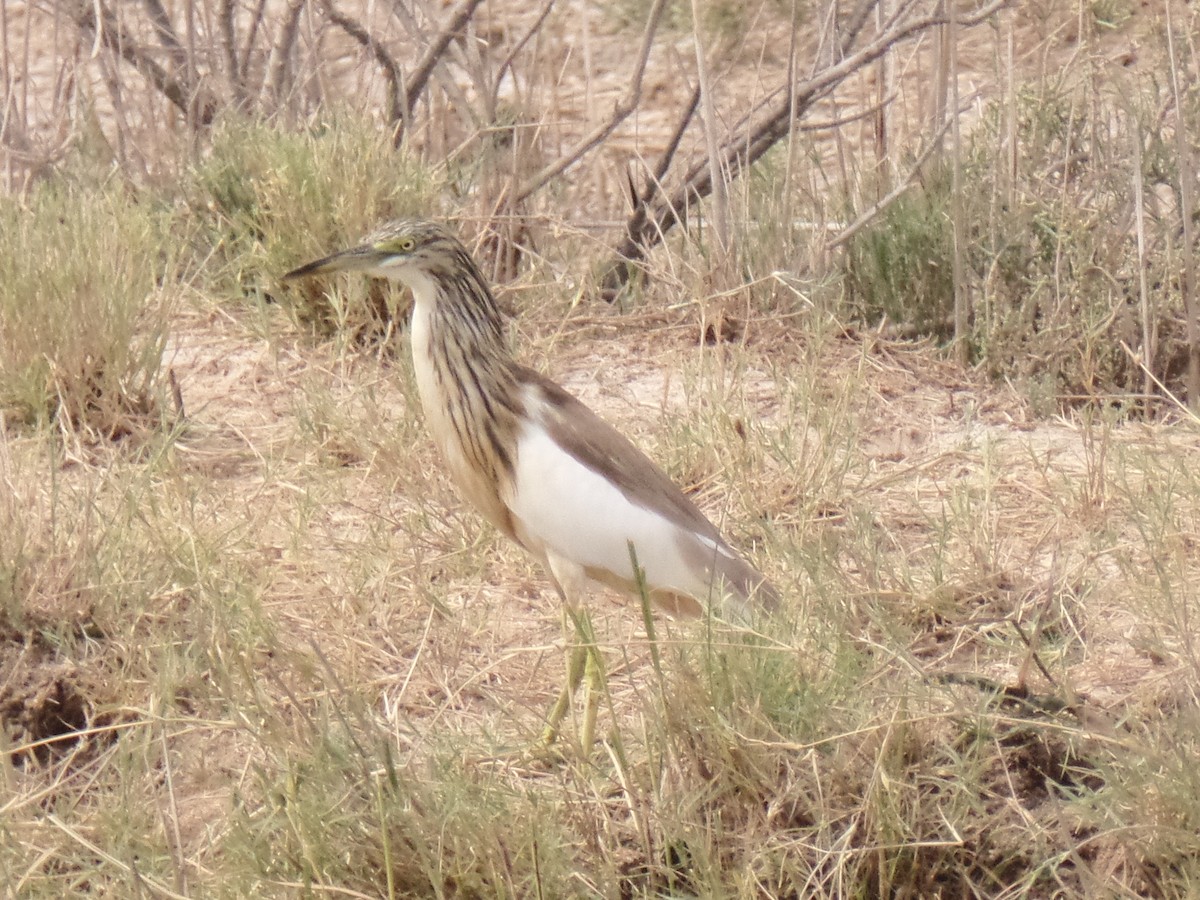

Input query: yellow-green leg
[540,641,587,747]
[578,642,604,751]
[539,611,606,751]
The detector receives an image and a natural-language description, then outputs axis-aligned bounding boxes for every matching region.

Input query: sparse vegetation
[2,0,1200,897]
[844,70,1197,410]
[187,115,435,338]
[0,181,174,437]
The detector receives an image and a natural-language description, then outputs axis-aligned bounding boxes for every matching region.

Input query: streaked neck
[406,263,522,484]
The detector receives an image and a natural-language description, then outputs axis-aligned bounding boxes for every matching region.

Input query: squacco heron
[284,219,778,750]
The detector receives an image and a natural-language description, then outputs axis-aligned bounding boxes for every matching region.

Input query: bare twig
[72,0,218,125]
[514,0,669,204]
[322,3,404,128]
[1166,3,1198,408]
[602,0,1008,292]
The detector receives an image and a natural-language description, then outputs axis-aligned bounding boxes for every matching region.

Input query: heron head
[282,219,465,284]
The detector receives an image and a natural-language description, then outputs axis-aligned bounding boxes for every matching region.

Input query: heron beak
[282,245,382,281]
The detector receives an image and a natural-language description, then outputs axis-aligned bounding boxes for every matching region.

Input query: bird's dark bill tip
[281,256,333,282]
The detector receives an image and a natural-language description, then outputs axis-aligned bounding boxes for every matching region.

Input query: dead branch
[651,86,702,203]
[597,84,701,300]
[71,0,218,126]
[266,0,306,105]
[312,0,485,146]
[514,0,670,204]
[825,98,962,252]
[378,0,485,146]
[218,0,245,107]
[240,0,271,88]
[404,0,486,121]
[139,0,184,68]
[322,3,405,128]
[489,0,556,113]
[601,0,1008,295]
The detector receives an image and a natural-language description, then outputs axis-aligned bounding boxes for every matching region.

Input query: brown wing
[514,366,778,612]
[515,366,721,537]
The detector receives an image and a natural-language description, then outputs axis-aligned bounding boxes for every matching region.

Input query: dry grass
[11,283,1200,895]
[3,0,1200,897]
[0,182,175,436]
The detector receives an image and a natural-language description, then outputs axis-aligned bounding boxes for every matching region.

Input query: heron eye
[398,237,416,252]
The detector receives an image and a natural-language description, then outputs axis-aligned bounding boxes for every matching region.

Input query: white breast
[407,278,508,529]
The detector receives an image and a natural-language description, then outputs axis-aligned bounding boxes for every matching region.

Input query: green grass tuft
[0,181,173,437]
[185,112,436,341]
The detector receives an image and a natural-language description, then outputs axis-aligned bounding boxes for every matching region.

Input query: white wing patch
[509,417,727,601]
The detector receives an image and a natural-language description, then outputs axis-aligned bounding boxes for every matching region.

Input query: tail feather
[677,530,779,622]
[712,549,779,621]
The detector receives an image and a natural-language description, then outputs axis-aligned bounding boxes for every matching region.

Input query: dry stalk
[946,0,968,365]
[874,0,892,175]
[690,0,730,260]
[182,0,199,137]
[514,0,670,204]
[1004,9,1015,207]
[602,0,1008,293]
[0,1,21,191]
[1166,3,1198,407]
[931,0,949,133]
[1131,122,1153,408]
[781,0,802,229]
[0,4,9,134]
